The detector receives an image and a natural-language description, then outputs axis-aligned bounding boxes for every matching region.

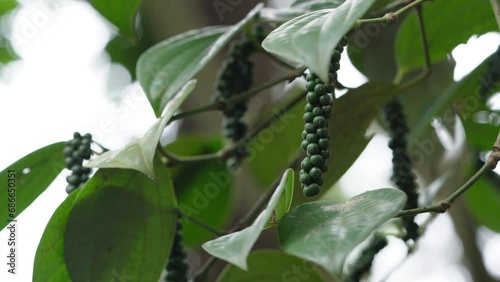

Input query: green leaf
[265,169,294,228]
[137,3,263,117]
[33,188,81,282]
[63,159,176,282]
[0,0,17,15]
[86,80,196,178]
[278,188,406,276]
[465,174,500,232]
[395,0,497,74]
[260,1,346,27]
[166,136,233,246]
[202,169,294,270]
[0,142,65,230]
[291,0,345,8]
[216,250,329,282]
[462,110,500,151]
[325,82,396,187]
[262,0,378,82]
[90,0,141,40]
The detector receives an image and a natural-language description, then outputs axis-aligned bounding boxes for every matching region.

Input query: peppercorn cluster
[383,99,419,241]
[214,26,266,169]
[299,36,347,197]
[63,132,93,194]
[344,235,388,282]
[165,218,189,282]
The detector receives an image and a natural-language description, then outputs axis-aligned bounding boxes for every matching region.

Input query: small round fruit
[305,123,316,133]
[317,128,328,138]
[307,143,320,155]
[66,184,78,194]
[63,147,73,157]
[313,116,326,127]
[310,154,324,166]
[309,167,322,180]
[306,92,319,104]
[319,95,332,106]
[303,112,314,123]
[304,103,314,112]
[314,177,324,186]
[320,164,328,172]
[65,157,76,168]
[303,184,320,197]
[73,132,82,139]
[83,133,92,140]
[66,174,80,185]
[314,84,327,96]
[306,133,318,143]
[312,107,324,116]
[300,173,313,185]
[306,81,316,91]
[82,167,92,174]
[331,50,341,62]
[301,140,309,151]
[321,149,330,159]
[302,130,308,139]
[306,73,317,81]
[70,164,83,174]
[319,138,330,149]
[301,158,313,172]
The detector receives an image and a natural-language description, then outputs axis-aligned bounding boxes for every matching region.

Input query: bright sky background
[0,1,500,281]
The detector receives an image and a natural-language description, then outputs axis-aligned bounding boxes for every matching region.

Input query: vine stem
[167,66,306,124]
[416,5,431,71]
[397,131,500,217]
[159,90,306,165]
[177,210,225,236]
[356,0,433,26]
[489,0,500,31]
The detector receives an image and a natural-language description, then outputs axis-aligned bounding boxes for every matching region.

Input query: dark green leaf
[64,159,176,282]
[165,137,233,246]
[325,82,396,187]
[216,250,330,282]
[33,187,80,282]
[262,0,378,82]
[0,142,65,230]
[137,3,263,116]
[395,0,497,74]
[278,188,406,276]
[202,169,294,270]
[86,80,196,178]
[265,169,294,228]
[90,0,141,40]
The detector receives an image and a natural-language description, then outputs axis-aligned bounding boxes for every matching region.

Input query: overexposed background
[1,1,500,281]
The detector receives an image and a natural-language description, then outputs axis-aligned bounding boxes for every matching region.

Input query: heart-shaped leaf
[86,80,196,178]
[260,0,345,22]
[137,3,263,116]
[262,0,377,82]
[0,142,65,230]
[202,169,294,270]
[278,188,406,276]
[216,250,330,282]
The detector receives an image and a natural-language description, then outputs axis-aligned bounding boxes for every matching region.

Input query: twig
[177,210,225,236]
[416,5,431,71]
[356,0,433,26]
[168,67,306,124]
[397,131,500,217]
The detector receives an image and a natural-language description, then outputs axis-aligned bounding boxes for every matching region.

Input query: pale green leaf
[86,80,196,178]
[202,169,294,270]
[137,3,263,116]
[279,188,406,276]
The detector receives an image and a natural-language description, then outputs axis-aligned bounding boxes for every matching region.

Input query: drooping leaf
[278,188,406,276]
[202,169,294,270]
[261,0,345,22]
[325,82,396,187]
[291,0,345,8]
[166,137,233,246]
[86,80,196,178]
[262,0,378,82]
[63,159,176,282]
[90,0,141,40]
[465,172,500,232]
[216,250,330,282]
[137,3,263,116]
[265,168,294,228]
[33,188,81,282]
[0,142,65,230]
[395,0,497,74]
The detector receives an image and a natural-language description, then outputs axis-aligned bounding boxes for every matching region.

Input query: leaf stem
[168,67,306,124]
[157,145,221,166]
[489,0,500,31]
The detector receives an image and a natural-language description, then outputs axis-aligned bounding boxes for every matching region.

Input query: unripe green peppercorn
[317,128,328,138]
[310,154,324,166]
[306,92,319,104]
[309,167,322,180]
[307,143,320,155]
[313,116,327,127]
[306,133,319,143]
[319,138,329,149]
[303,112,314,123]
[314,84,327,96]
[300,173,313,185]
[305,123,316,133]
[306,81,316,91]
[303,184,320,197]
[301,158,313,172]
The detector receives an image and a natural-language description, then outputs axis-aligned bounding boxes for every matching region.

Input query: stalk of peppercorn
[299,36,348,197]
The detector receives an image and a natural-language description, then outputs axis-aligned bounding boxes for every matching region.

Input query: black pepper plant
[2,1,500,282]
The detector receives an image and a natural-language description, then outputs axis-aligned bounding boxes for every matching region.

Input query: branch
[356,0,433,26]
[177,210,225,236]
[416,5,431,71]
[397,131,500,217]
[168,66,306,124]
